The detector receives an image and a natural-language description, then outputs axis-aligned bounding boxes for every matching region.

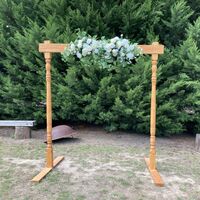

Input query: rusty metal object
[46,125,77,141]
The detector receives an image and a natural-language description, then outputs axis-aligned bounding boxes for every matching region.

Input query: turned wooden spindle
[31,41,65,182]
[149,42,159,170]
[44,40,53,168]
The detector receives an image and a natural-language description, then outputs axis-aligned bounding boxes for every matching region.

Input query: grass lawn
[0,127,200,200]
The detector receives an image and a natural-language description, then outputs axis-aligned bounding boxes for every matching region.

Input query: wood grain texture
[44,41,53,168]
[31,167,52,182]
[31,156,64,182]
[32,41,64,182]
[53,156,64,167]
[39,43,164,55]
[139,44,164,54]
[39,43,67,53]
[149,43,159,170]
[145,158,164,187]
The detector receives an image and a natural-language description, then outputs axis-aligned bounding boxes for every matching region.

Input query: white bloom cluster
[62,34,142,67]
[104,36,140,64]
[65,36,100,59]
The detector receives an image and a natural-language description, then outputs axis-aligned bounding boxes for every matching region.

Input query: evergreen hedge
[0,0,199,135]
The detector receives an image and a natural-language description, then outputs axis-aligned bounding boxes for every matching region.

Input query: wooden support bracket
[31,156,64,182]
[144,158,164,187]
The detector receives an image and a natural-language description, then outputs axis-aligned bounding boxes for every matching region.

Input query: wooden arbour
[32,41,164,187]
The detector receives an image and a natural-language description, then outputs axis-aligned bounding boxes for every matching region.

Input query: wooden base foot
[53,156,64,167]
[144,158,164,187]
[31,156,64,182]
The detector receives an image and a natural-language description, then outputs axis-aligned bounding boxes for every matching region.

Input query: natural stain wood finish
[44,41,54,168]
[149,46,158,170]
[34,41,164,186]
[39,43,164,55]
[32,156,64,182]
[32,40,64,182]
[53,156,64,166]
[32,167,52,182]
[145,158,164,187]
[39,43,69,53]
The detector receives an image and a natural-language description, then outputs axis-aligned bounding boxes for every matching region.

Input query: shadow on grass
[52,137,82,144]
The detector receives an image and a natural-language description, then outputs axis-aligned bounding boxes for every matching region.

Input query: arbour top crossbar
[39,42,164,54]
[32,40,164,187]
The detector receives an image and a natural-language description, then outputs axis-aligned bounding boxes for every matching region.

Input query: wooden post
[31,41,64,182]
[144,42,164,187]
[149,51,158,170]
[44,41,53,168]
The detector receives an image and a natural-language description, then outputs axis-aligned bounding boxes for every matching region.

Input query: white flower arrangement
[62,32,142,68]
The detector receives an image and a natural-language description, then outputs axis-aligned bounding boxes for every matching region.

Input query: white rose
[86,38,92,44]
[105,44,112,52]
[77,40,82,48]
[121,39,129,47]
[126,52,134,60]
[82,46,92,56]
[94,49,99,54]
[82,48,88,56]
[129,44,135,51]
[120,52,125,57]
[83,43,89,48]
[111,36,119,44]
[112,49,118,57]
[91,40,98,49]
[110,43,115,48]
[87,51,91,55]
[76,52,82,58]
[116,41,122,48]
[86,46,92,52]
[70,43,75,51]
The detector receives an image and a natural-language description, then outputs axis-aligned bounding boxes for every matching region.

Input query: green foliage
[55,36,200,135]
[0,0,200,135]
[186,17,200,48]
[157,0,193,47]
[157,40,200,135]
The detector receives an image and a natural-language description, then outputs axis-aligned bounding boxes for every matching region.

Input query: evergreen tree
[157,0,193,47]
[0,0,199,135]
[186,17,200,48]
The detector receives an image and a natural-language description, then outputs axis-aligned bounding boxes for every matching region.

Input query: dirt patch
[57,158,80,175]
[0,126,199,200]
[3,157,43,170]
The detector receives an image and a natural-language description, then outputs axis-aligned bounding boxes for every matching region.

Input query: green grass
[0,135,200,200]
[57,192,73,200]
[0,167,15,198]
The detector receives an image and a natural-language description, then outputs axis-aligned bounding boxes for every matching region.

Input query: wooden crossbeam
[39,43,67,53]
[39,43,164,55]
